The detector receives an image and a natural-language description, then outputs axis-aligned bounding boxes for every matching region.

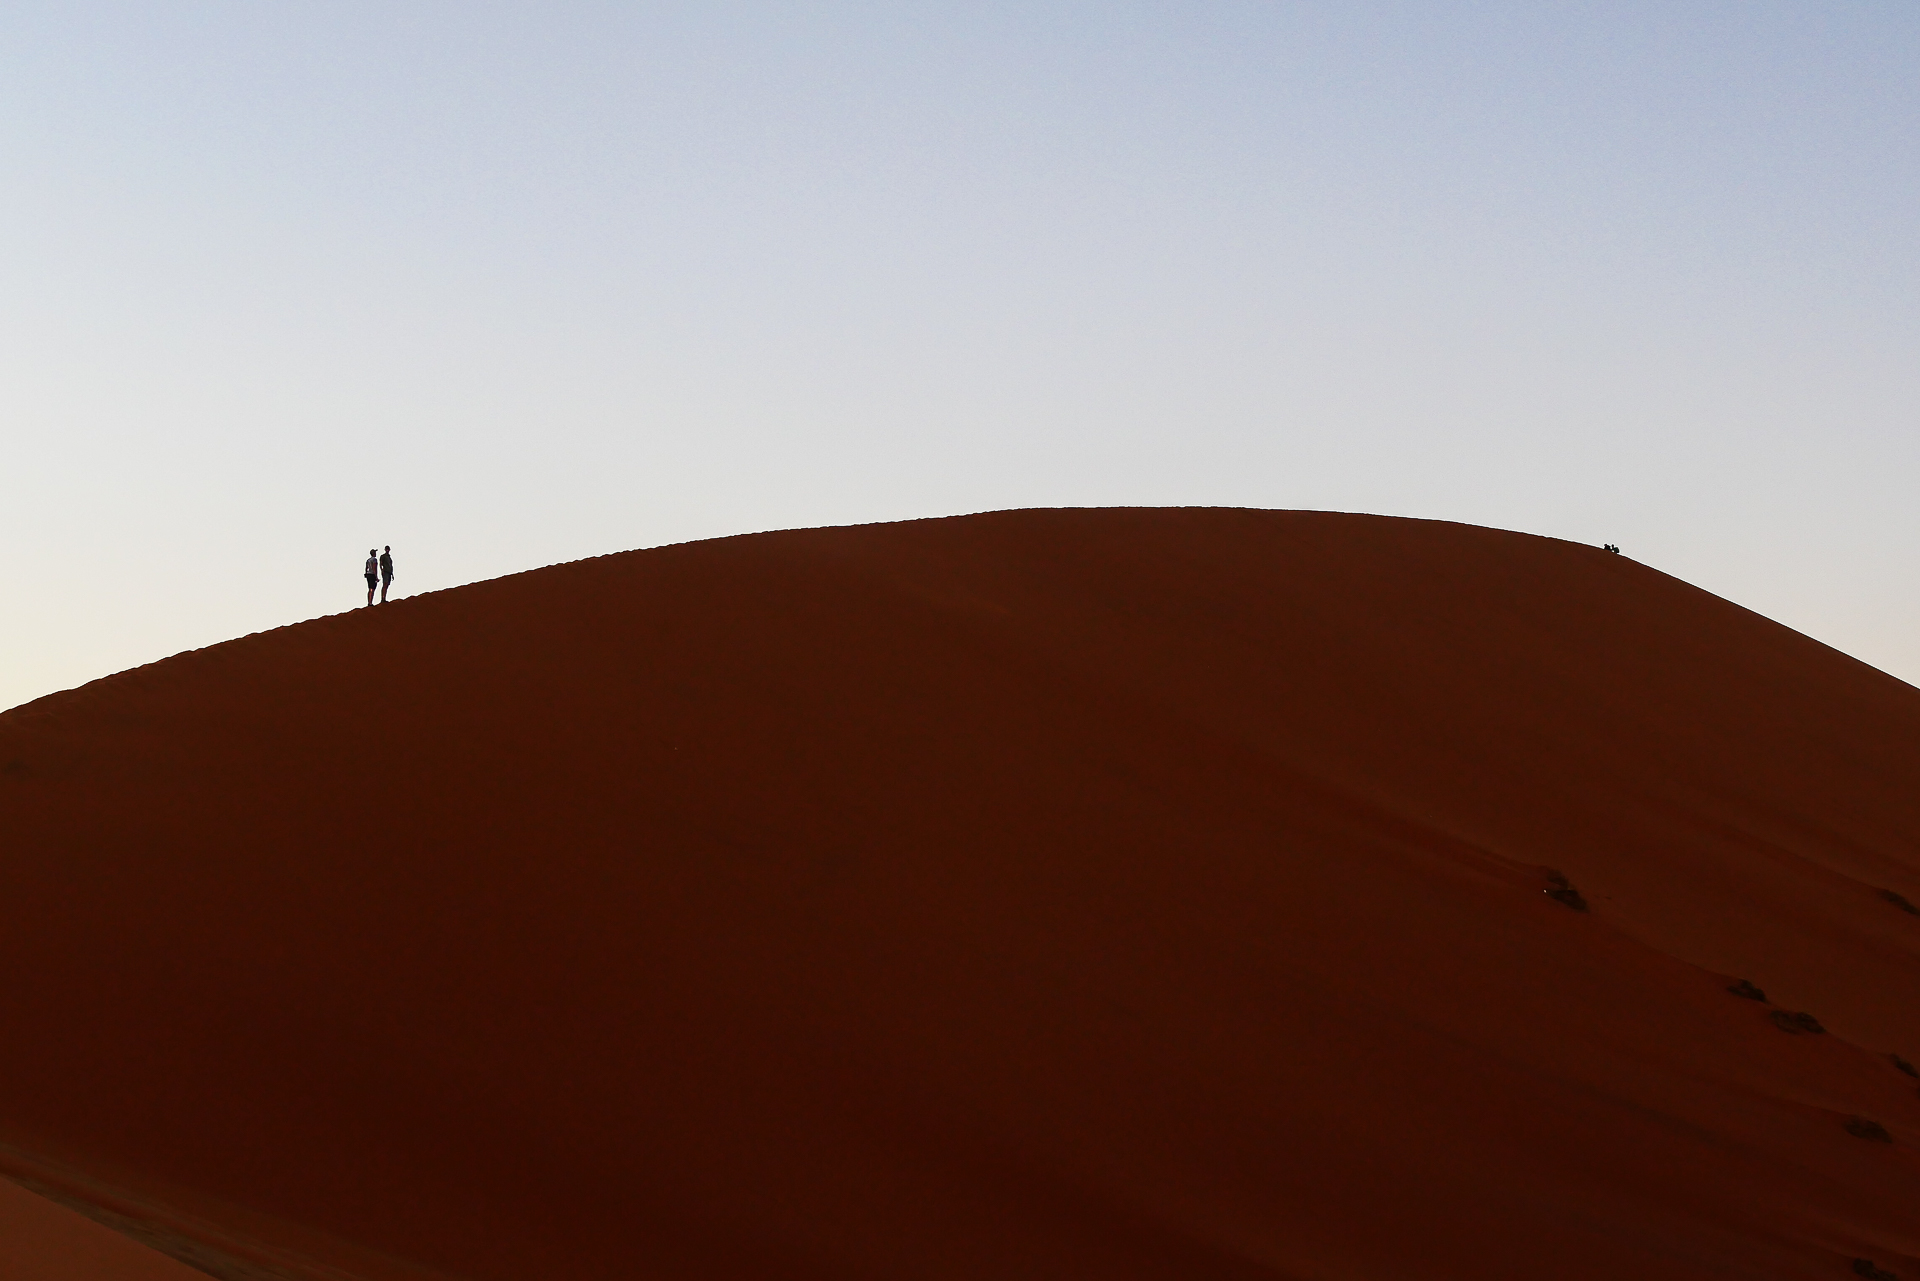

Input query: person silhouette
[364,549,379,607]
[379,546,395,604]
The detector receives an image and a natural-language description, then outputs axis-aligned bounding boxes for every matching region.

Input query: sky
[3,1,1916,710]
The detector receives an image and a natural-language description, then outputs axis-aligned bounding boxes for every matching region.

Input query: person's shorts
[365,575,378,588]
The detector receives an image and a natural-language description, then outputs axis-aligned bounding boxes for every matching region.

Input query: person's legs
[380,576,390,604]
[366,578,376,606]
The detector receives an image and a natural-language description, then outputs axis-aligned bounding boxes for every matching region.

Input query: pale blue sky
[4,2,1916,709]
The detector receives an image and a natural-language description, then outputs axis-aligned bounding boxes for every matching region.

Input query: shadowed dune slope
[1,508,1916,1281]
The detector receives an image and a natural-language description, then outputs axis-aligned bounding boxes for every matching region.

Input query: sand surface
[0,1174,207,1280]
[0,508,1915,1280]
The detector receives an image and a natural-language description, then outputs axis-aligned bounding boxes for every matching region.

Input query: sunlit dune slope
[0,1175,206,1280]
[1,508,1916,1281]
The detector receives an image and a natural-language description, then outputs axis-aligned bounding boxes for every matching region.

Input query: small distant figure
[364,549,379,606]
[379,545,395,603]
[1602,543,1620,554]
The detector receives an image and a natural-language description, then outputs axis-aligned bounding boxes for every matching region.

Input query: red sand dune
[0,508,1916,1281]
[0,1175,205,1280]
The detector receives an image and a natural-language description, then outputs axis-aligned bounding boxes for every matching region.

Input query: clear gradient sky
[4,2,1916,710]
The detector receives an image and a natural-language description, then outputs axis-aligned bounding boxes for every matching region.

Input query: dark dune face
[0,508,1915,1280]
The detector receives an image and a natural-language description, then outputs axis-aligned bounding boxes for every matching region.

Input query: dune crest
[0,1173,210,1280]
[1,509,1915,1280]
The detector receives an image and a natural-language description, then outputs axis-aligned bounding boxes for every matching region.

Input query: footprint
[1769,1010,1825,1035]
[1542,870,1588,912]
[1854,1261,1898,1280]
[1891,1054,1918,1079]
[1843,1117,1894,1143]
[1726,979,1768,1002]
[1878,889,1919,916]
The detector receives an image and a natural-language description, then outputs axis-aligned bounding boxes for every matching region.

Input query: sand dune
[0,1174,206,1280]
[0,508,1915,1280]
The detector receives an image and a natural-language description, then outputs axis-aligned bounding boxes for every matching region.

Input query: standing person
[379,545,395,604]
[364,549,379,607]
